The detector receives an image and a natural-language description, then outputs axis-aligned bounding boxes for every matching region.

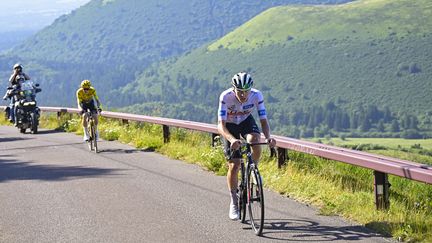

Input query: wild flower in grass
[135,136,163,150]
[64,118,81,132]
[101,127,120,141]
[200,147,226,174]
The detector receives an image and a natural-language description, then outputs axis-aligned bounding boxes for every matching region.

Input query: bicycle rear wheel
[247,167,265,236]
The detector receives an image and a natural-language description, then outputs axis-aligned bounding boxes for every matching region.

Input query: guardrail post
[211,133,219,147]
[277,147,288,168]
[122,119,129,125]
[374,171,390,210]
[163,125,170,143]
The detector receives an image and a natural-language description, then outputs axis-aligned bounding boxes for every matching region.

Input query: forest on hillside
[1,0,431,139]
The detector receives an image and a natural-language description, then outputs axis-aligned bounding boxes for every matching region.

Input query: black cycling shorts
[81,100,97,114]
[223,115,260,160]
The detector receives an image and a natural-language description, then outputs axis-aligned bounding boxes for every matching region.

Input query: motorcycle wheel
[31,112,38,134]
[4,107,10,120]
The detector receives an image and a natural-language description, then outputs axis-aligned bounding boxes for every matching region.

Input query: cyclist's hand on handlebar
[230,139,242,151]
[97,107,102,113]
[266,138,276,148]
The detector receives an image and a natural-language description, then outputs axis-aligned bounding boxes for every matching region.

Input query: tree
[377,119,385,132]
[390,120,400,132]
[408,116,419,130]
[359,116,371,132]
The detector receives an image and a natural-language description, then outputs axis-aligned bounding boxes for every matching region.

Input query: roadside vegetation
[3,114,429,242]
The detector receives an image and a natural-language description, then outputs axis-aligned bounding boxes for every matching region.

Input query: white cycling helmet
[231,72,253,90]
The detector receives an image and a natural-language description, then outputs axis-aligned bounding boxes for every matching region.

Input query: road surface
[0,126,393,242]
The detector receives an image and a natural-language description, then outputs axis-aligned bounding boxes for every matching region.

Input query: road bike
[234,142,268,236]
[84,110,98,153]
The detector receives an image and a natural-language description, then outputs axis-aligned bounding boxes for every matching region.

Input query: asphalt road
[0,126,394,242]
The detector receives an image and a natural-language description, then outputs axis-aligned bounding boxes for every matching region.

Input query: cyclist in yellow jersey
[76,80,102,141]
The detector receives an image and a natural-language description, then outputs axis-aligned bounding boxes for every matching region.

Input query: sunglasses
[234,88,251,92]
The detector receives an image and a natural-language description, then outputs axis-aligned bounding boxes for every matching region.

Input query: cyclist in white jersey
[217,72,276,220]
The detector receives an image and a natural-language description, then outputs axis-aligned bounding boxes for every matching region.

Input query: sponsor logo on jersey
[243,104,254,109]
[228,110,252,116]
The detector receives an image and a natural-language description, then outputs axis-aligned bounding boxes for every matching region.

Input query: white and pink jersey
[218,88,267,125]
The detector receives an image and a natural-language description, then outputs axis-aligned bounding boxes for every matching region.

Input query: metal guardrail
[2,105,431,209]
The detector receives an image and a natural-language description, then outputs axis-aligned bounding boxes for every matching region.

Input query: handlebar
[228,142,274,160]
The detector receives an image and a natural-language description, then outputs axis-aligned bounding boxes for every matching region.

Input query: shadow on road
[0,142,84,152]
[246,218,387,241]
[0,158,124,183]
[35,129,65,135]
[0,137,33,143]
[98,148,155,154]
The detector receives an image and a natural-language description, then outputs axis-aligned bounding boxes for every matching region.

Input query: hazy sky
[0,0,91,31]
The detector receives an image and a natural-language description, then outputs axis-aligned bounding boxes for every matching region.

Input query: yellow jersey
[76,87,100,104]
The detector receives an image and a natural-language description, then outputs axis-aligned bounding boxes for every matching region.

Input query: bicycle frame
[235,142,268,236]
[84,110,98,153]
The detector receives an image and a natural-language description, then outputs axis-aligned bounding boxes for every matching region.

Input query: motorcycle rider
[3,63,31,124]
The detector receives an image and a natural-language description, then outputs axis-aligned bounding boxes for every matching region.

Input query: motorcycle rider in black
[3,63,31,125]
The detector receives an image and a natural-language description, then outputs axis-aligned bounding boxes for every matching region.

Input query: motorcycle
[4,81,42,134]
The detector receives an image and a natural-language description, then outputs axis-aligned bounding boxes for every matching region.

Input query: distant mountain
[0,0,90,32]
[117,0,432,136]
[2,0,352,106]
[0,30,36,53]
[13,0,351,65]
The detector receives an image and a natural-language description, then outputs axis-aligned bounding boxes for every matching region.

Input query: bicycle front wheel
[247,167,265,236]
[238,163,247,223]
[85,127,92,152]
[91,123,98,153]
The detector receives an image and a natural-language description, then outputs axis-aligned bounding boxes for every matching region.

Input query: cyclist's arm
[217,93,241,149]
[259,118,276,147]
[260,119,271,140]
[217,93,234,142]
[76,90,83,110]
[217,120,236,143]
[218,120,242,150]
[256,91,276,147]
[92,89,102,108]
[24,73,30,80]
[8,74,17,85]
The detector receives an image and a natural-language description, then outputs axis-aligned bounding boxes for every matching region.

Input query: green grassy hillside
[118,0,432,137]
[209,0,432,50]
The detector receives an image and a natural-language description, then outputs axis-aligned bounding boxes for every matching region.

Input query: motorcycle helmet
[231,72,253,90]
[81,79,91,89]
[13,63,23,70]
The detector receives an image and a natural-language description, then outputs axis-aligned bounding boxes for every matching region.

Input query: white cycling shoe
[83,130,90,141]
[229,203,240,220]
